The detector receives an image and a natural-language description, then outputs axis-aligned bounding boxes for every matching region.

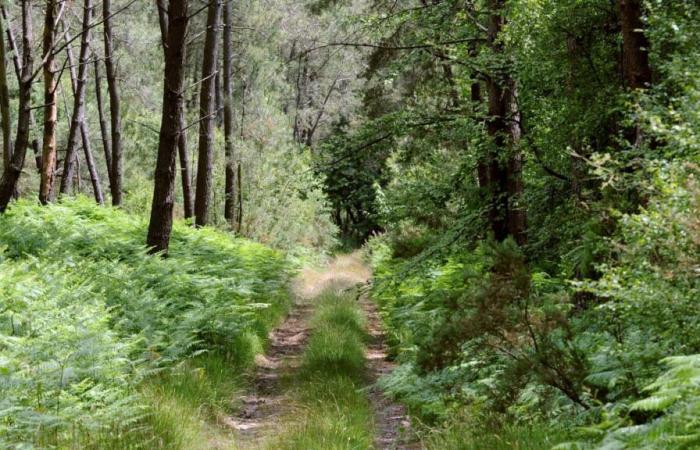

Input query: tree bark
[39,0,59,205]
[619,0,651,90]
[103,0,123,205]
[146,0,189,253]
[93,53,113,187]
[0,0,33,212]
[483,0,527,246]
[0,9,11,171]
[178,106,194,218]
[60,1,104,204]
[194,0,222,227]
[157,0,193,219]
[223,0,237,225]
[2,5,40,173]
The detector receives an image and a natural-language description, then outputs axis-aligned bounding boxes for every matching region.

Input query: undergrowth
[269,291,374,450]
[0,198,291,448]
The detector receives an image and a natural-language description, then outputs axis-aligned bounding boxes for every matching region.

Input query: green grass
[421,417,571,450]
[270,291,375,450]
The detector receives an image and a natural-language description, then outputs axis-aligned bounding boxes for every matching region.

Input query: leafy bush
[0,198,291,447]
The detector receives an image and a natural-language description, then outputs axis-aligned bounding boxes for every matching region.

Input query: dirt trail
[226,253,416,449]
[362,295,418,450]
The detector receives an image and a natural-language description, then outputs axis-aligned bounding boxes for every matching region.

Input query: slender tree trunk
[484,0,527,246]
[194,0,222,227]
[158,0,193,219]
[2,6,41,173]
[236,160,242,233]
[60,0,103,204]
[0,0,33,212]
[103,0,123,205]
[223,0,237,225]
[146,0,189,253]
[93,54,113,187]
[39,0,59,205]
[178,107,194,218]
[0,10,11,171]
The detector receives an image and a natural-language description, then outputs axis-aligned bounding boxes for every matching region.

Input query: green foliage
[0,198,290,447]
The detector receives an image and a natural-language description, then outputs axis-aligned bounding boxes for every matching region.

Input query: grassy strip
[269,291,375,450]
[422,418,570,450]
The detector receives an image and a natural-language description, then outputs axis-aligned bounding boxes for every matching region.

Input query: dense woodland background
[1,0,700,448]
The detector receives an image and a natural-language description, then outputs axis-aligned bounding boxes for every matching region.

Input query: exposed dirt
[361,292,419,450]
[226,253,417,449]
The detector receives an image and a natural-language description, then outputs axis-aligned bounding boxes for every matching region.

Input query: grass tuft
[270,290,375,450]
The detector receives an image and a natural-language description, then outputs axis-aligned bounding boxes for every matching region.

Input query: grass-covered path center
[228,253,415,449]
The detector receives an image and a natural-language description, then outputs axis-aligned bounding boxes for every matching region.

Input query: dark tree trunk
[0,0,33,212]
[60,2,104,205]
[0,9,11,171]
[483,0,527,246]
[194,0,222,227]
[158,0,194,219]
[619,0,651,90]
[223,0,237,225]
[39,0,59,205]
[103,0,123,206]
[93,54,113,188]
[146,0,189,253]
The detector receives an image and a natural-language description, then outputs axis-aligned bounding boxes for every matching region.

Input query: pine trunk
[146,0,189,253]
[0,0,33,212]
[223,0,237,225]
[619,0,651,90]
[0,9,11,171]
[103,0,123,205]
[39,0,59,205]
[194,0,222,227]
[484,0,527,246]
[93,56,113,190]
[60,0,104,205]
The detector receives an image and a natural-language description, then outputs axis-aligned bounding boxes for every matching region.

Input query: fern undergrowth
[0,198,292,448]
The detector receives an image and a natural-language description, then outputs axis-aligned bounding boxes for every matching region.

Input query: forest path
[225,252,416,449]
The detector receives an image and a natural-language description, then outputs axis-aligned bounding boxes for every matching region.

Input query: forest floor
[225,253,417,449]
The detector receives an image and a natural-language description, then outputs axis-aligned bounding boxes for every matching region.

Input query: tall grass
[423,419,571,450]
[269,291,375,450]
[0,198,290,448]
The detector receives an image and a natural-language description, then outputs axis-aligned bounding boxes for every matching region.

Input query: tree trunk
[0,0,33,212]
[60,1,103,204]
[2,6,41,173]
[146,0,189,253]
[39,0,59,205]
[0,9,11,171]
[157,0,193,219]
[178,107,194,218]
[223,0,237,225]
[194,0,222,227]
[93,54,113,188]
[103,0,123,206]
[483,0,527,246]
[619,0,651,90]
